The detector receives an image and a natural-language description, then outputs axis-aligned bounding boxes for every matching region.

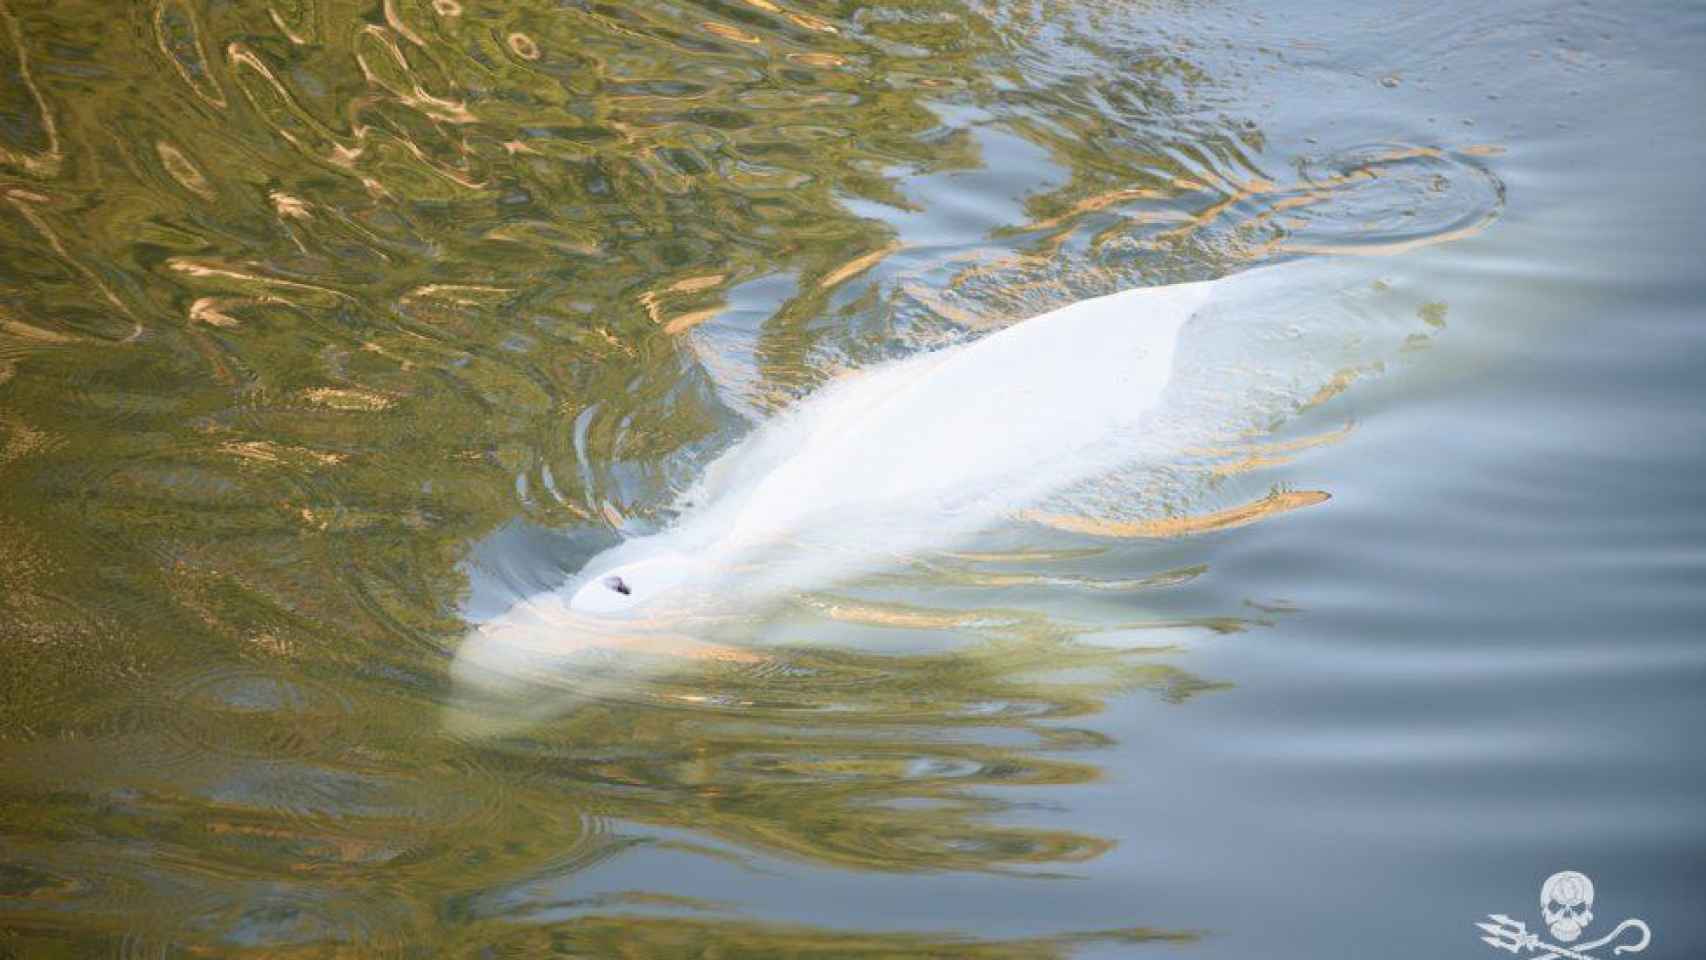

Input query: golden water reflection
[0,0,1495,951]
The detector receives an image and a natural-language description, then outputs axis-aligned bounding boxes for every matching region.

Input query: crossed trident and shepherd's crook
[1476,915,1651,960]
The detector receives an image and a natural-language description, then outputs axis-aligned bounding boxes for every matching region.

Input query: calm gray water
[1,0,1703,956]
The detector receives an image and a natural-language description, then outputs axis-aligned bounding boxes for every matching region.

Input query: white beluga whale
[450,256,1428,712]
[566,276,1214,620]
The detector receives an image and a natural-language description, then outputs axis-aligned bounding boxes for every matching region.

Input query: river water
[1,0,1702,956]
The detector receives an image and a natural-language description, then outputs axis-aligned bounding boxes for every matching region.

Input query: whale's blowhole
[567,550,701,617]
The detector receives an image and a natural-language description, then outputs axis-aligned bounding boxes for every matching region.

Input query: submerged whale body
[568,276,1216,619]
[451,256,1419,705]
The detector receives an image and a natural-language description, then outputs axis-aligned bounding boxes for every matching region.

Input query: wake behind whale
[450,256,1430,711]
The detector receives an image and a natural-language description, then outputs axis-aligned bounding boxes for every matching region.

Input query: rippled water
[1,0,1702,956]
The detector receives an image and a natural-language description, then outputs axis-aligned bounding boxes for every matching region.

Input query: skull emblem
[1541,870,1595,942]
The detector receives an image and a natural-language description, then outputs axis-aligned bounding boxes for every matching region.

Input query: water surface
[1,0,1703,956]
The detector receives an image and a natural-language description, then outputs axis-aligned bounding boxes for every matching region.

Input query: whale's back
[720,278,1214,547]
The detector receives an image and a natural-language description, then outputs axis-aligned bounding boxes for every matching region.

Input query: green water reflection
[0,0,1495,953]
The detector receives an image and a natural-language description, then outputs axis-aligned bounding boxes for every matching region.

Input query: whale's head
[568,549,702,617]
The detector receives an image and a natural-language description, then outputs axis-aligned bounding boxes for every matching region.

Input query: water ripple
[160,665,356,762]
[1278,144,1506,256]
